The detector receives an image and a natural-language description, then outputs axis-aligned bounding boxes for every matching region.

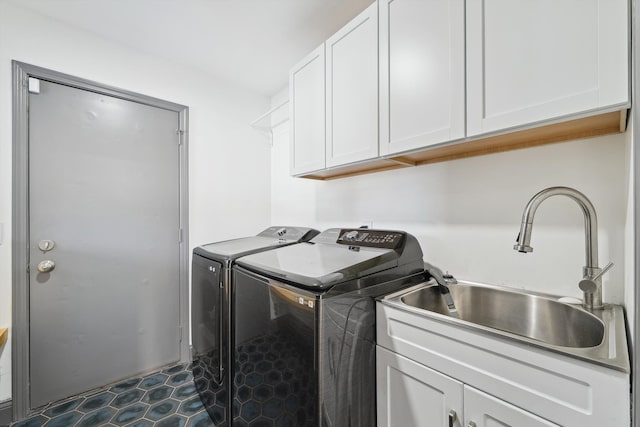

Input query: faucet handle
[579,262,614,298]
[591,261,614,281]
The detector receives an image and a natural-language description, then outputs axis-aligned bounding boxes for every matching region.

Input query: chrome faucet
[513,186,610,310]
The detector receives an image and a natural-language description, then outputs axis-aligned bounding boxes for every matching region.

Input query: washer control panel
[336,229,405,249]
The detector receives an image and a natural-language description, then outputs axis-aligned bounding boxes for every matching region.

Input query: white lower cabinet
[376,303,630,427]
[377,346,463,427]
[464,386,559,427]
[377,347,558,427]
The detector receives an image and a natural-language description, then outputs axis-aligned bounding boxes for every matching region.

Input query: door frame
[11,61,190,420]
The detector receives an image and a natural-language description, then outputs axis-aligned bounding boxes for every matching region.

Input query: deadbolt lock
[38,240,55,252]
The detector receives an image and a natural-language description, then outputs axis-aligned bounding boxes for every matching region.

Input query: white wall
[0,1,272,401]
[272,120,630,305]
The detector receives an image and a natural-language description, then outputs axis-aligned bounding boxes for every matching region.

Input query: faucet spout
[513,186,603,309]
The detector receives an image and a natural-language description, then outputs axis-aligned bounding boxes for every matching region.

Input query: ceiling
[10,0,374,97]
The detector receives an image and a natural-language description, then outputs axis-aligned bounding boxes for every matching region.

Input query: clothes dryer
[191,226,319,426]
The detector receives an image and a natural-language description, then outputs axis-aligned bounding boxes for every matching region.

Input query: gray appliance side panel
[191,255,223,374]
[319,272,426,426]
[191,254,228,425]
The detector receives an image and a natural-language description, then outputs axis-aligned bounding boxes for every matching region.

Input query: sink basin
[381,279,629,372]
[400,282,605,348]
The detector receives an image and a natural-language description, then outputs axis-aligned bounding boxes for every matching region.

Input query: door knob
[37,260,55,273]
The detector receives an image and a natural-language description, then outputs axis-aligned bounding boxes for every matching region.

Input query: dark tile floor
[3,363,214,427]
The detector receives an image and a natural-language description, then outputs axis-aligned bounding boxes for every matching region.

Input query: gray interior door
[28,80,181,408]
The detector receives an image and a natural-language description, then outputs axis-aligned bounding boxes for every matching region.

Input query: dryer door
[232,267,318,426]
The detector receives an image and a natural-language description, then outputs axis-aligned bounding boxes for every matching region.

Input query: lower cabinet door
[464,386,560,427]
[377,346,463,427]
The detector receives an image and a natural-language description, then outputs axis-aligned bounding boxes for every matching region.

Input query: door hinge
[219,281,224,289]
[178,228,183,243]
[178,326,183,342]
[176,129,184,145]
[28,77,40,94]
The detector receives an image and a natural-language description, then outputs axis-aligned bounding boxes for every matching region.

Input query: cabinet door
[466,0,629,137]
[379,0,465,156]
[377,347,463,427]
[465,386,560,427]
[290,44,326,175]
[326,2,379,168]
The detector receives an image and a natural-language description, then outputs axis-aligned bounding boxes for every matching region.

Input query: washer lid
[235,241,399,290]
[194,226,318,262]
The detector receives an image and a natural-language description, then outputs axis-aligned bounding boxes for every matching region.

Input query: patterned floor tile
[78,392,116,413]
[156,415,187,427]
[9,415,48,427]
[146,399,179,421]
[111,404,148,426]
[139,373,169,390]
[172,385,196,401]
[167,372,191,388]
[123,420,152,427]
[110,379,142,394]
[112,390,143,409]
[142,386,173,405]
[77,407,116,427]
[42,397,83,418]
[42,411,82,427]
[185,412,214,427]
[177,397,204,417]
[162,364,186,375]
[6,362,214,427]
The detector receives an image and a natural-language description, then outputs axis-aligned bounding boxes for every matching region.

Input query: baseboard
[0,400,12,425]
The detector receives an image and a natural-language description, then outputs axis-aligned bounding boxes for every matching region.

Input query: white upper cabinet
[379,0,465,156]
[289,0,629,179]
[326,2,379,168]
[466,0,629,137]
[290,44,326,175]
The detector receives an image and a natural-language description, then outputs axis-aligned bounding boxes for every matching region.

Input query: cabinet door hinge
[178,326,183,342]
[178,228,184,243]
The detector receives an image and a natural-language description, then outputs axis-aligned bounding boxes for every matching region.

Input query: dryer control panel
[336,229,405,249]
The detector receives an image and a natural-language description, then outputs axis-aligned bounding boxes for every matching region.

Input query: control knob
[345,230,359,241]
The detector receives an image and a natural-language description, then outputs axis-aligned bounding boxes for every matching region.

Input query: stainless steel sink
[381,280,629,372]
[400,282,604,348]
